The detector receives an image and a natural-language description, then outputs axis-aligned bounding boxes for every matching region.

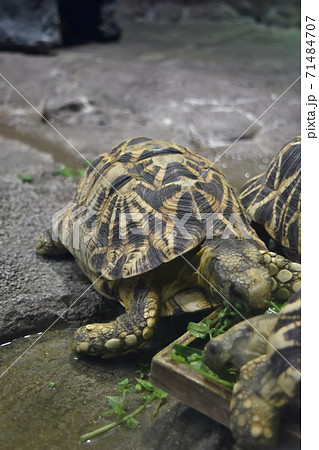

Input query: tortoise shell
[269,290,301,398]
[56,137,256,281]
[239,136,301,262]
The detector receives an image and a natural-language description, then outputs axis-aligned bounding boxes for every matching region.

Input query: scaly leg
[35,229,68,256]
[260,250,301,301]
[230,354,287,449]
[72,279,161,358]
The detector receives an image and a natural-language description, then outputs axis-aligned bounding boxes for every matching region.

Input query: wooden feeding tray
[150,309,300,444]
[150,308,231,427]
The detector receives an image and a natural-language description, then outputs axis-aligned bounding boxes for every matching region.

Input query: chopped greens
[18,174,33,182]
[210,304,244,337]
[267,301,285,314]
[187,305,244,341]
[126,417,140,430]
[52,161,91,180]
[172,300,287,387]
[52,165,75,178]
[80,377,167,441]
[187,318,213,339]
[171,304,246,386]
[171,345,236,389]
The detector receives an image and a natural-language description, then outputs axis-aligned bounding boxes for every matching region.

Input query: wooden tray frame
[150,310,231,427]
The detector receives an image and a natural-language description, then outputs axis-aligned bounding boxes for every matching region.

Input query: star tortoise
[35,137,301,358]
[240,136,301,263]
[203,290,301,449]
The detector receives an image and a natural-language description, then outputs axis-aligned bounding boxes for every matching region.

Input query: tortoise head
[198,239,272,311]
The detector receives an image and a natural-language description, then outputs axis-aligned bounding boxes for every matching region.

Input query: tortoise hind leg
[72,280,161,358]
[231,354,287,449]
[35,229,68,256]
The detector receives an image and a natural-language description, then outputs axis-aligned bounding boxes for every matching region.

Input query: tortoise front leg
[35,230,68,256]
[203,315,286,448]
[260,251,301,301]
[230,355,287,449]
[72,280,161,358]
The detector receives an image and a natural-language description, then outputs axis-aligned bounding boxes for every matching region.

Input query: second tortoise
[203,290,301,449]
[240,136,301,263]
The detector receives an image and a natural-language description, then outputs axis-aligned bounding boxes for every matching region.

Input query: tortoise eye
[206,340,219,355]
[229,284,246,303]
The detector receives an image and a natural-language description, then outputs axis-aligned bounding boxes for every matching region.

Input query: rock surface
[0,0,120,53]
[0,136,116,343]
[0,0,62,53]
[117,0,300,27]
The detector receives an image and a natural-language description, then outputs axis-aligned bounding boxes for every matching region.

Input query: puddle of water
[0,110,81,167]
[0,330,165,450]
[0,310,221,450]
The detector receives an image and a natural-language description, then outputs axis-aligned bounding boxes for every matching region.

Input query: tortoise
[203,290,301,449]
[35,137,301,358]
[239,136,301,263]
